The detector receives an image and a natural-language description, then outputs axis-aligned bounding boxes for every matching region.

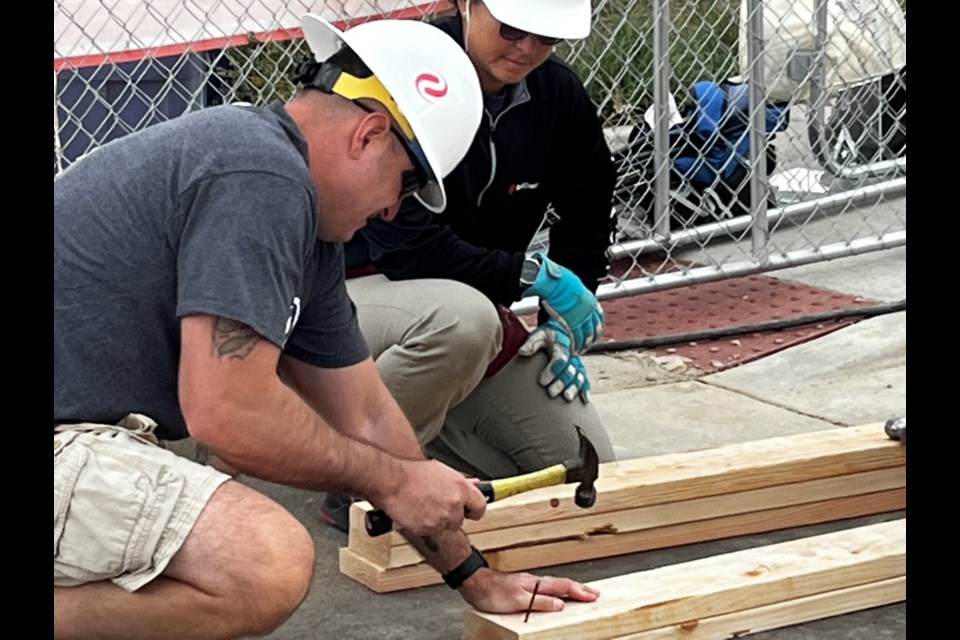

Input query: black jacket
[344,15,616,306]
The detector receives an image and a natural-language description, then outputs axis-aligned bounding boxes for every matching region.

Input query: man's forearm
[404,527,475,576]
[348,393,478,574]
[279,356,481,573]
[179,331,405,503]
[189,367,407,503]
[280,355,425,461]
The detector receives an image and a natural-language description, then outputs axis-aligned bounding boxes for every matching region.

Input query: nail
[524,578,542,623]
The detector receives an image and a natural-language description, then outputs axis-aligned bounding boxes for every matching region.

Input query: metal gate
[53,0,906,314]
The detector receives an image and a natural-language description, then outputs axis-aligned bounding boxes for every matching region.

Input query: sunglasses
[498,23,563,46]
[399,168,421,200]
[393,132,431,201]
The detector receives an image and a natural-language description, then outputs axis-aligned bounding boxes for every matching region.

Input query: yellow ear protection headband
[294,58,434,192]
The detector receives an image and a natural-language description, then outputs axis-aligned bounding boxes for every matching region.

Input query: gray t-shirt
[54,102,369,439]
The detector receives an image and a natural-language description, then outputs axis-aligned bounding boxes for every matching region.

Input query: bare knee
[237,516,315,635]
[170,482,316,636]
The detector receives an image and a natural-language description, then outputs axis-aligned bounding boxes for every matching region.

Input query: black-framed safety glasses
[398,167,422,200]
[498,23,563,46]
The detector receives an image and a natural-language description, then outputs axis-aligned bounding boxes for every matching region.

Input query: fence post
[651,0,672,239]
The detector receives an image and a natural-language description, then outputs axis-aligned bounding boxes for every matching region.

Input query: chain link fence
[54,0,906,311]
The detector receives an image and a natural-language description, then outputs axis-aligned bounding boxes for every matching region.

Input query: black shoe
[319,493,356,533]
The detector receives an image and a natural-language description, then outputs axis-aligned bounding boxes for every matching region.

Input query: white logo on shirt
[284,296,302,338]
[508,182,540,194]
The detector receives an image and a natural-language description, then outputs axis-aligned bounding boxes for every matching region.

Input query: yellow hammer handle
[487,464,567,501]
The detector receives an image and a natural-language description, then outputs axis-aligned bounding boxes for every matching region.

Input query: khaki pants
[347,275,615,479]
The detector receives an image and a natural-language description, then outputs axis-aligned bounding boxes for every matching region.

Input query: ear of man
[349,104,394,158]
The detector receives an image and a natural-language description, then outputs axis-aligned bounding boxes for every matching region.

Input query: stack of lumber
[339,423,905,593]
[463,518,906,639]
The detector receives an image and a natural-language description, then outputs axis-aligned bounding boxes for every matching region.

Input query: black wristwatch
[519,253,543,288]
[441,546,489,589]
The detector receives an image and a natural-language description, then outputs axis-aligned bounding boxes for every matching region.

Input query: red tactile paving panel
[520,264,882,374]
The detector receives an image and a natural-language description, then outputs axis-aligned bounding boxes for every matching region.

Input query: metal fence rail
[53,0,906,309]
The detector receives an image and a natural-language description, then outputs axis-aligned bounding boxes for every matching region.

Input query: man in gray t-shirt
[55,100,367,441]
[53,15,601,639]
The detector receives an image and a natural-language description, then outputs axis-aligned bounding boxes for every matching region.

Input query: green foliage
[214,1,740,124]
[213,34,309,105]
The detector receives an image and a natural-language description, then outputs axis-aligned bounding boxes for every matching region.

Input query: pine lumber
[461,519,906,640]
[338,547,439,594]
[345,423,905,571]
[339,489,905,593]
[484,488,905,573]
[351,467,904,570]
[612,577,905,640]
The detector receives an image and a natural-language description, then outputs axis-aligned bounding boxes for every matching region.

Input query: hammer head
[565,427,600,508]
[884,416,906,445]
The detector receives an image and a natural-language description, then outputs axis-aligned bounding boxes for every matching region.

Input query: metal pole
[54,69,64,175]
[610,176,906,259]
[512,228,905,315]
[746,0,769,262]
[651,0,672,238]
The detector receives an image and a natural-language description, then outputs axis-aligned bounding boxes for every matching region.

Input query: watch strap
[441,546,489,589]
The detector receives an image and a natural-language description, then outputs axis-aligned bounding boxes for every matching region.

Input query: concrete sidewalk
[253,230,906,638]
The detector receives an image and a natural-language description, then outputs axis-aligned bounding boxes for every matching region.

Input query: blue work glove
[518,320,591,403]
[520,252,604,353]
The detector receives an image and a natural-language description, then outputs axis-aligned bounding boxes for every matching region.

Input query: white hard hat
[300,14,482,213]
[483,0,592,40]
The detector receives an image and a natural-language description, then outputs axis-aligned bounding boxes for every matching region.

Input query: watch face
[520,256,542,286]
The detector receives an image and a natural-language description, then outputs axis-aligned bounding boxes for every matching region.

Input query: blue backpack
[614,79,790,229]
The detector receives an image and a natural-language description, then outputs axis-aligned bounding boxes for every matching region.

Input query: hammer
[365,426,600,537]
[884,416,906,446]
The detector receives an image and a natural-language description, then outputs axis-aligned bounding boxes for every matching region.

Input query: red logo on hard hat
[415,72,448,102]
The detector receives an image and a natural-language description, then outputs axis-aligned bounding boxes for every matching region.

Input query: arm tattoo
[211,317,260,360]
[421,536,440,553]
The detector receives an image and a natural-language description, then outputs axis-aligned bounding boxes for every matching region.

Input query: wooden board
[462,519,906,640]
[351,467,904,569]
[612,577,905,639]
[485,489,905,573]
[346,423,905,569]
[338,546,439,594]
[339,489,905,593]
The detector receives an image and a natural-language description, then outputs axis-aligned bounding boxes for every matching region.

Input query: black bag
[824,66,906,165]
[614,80,790,231]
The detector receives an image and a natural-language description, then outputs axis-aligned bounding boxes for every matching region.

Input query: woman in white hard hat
[56,15,599,638]
[334,0,616,528]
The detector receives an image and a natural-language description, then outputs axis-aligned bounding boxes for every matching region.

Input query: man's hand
[372,460,488,536]
[520,252,604,353]
[518,320,591,403]
[459,568,600,613]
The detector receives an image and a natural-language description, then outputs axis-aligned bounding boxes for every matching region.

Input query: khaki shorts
[53,414,231,592]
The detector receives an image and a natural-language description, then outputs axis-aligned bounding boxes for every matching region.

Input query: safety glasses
[399,168,422,200]
[498,23,563,46]
[385,127,429,201]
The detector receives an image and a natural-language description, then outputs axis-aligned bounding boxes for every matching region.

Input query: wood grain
[462,519,906,640]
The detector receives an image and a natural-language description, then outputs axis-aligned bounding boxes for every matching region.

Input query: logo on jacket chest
[507,181,540,195]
